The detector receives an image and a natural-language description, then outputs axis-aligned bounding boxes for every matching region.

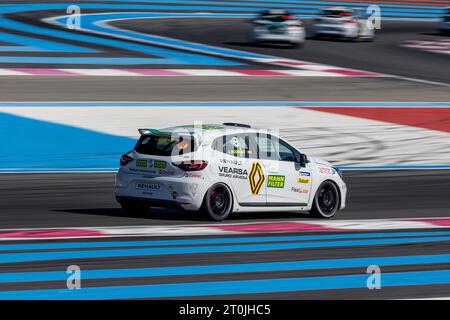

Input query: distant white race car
[249,9,305,48]
[311,6,375,41]
[115,123,347,221]
[439,7,450,35]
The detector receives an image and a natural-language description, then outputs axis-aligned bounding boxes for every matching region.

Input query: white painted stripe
[166,69,245,76]
[0,68,380,77]
[405,297,450,300]
[0,218,449,240]
[282,70,342,77]
[64,69,140,76]
[316,220,439,230]
[0,69,29,76]
[291,64,338,71]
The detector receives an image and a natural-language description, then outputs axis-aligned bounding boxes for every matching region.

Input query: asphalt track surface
[1,3,450,300]
[113,20,450,84]
[1,171,450,228]
[1,20,450,101]
[1,171,450,299]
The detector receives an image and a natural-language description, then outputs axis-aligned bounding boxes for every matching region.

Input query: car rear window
[321,10,352,17]
[134,135,197,156]
[259,11,293,22]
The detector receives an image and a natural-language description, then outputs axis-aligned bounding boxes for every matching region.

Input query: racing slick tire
[311,181,340,218]
[120,200,150,216]
[201,183,233,221]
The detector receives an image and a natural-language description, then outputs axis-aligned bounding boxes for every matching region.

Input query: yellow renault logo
[249,162,265,195]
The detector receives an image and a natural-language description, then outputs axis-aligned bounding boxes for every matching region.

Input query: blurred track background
[0,0,449,300]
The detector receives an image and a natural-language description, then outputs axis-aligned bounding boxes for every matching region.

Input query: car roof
[158,124,270,140]
[322,6,354,12]
[261,9,290,15]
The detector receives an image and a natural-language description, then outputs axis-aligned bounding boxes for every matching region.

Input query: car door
[256,133,311,206]
[212,133,267,207]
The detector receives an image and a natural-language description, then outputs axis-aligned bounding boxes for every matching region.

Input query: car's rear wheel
[120,200,150,216]
[311,181,340,218]
[202,183,233,221]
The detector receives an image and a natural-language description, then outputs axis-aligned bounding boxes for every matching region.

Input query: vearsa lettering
[219,166,248,175]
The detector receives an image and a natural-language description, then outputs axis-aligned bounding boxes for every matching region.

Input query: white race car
[311,6,375,41]
[439,7,450,35]
[249,9,305,48]
[115,123,347,221]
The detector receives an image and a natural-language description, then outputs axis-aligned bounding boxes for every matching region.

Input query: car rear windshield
[260,14,292,22]
[320,10,352,17]
[134,135,197,156]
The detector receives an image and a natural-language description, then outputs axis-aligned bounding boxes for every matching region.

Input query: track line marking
[0,218,450,240]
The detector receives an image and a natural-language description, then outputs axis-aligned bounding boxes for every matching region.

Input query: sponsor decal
[159,169,175,176]
[249,162,265,195]
[177,141,189,150]
[300,171,311,177]
[141,174,157,178]
[297,178,310,184]
[156,137,172,143]
[228,149,253,155]
[135,182,162,192]
[318,167,332,175]
[185,172,202,178]
[130,167,156,174]
[154,160,167,169]
[218,166,248,180]
[219,159,243,166]
[136,159,147,168]
[267,175,285,188]
[291,187,309,194]
[168,186,177,200]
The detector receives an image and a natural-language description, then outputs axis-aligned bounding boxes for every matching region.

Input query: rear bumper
[313,24,357,38]
[251,28,305,44]
[116,196,188,210]
[115,170,207,211]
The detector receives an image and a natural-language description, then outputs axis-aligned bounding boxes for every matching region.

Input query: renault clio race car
[115,123,347,221]
[311,6,375,41]
[248,9,305,47]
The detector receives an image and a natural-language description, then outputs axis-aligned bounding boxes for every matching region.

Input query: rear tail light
[172,160,208,171]
[120,154,133,167]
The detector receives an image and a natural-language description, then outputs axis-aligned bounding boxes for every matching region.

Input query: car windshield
[134,134,197,156]
[320,9,352,17]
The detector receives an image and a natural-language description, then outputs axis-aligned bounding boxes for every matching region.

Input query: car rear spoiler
[138,128,197,139]
[138,128,173,136]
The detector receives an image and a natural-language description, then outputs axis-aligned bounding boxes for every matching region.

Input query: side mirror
[299,153,308,167]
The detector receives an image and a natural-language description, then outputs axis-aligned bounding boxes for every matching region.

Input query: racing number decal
[249,162,265,195]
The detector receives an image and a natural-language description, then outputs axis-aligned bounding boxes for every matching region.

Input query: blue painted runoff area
[1,235,450,264]
[0,253,450,284]
[0,269,449,299]
[0,112,135,171]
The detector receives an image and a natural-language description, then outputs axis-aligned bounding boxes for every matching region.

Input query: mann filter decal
[249,162,265,195]
[154,160,167,169]
[267,175,285,188]
[136,159,147,168]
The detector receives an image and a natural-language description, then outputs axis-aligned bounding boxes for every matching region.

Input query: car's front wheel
[120,200,150,216]
[202,183,233,221]
[311,181,340,218]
